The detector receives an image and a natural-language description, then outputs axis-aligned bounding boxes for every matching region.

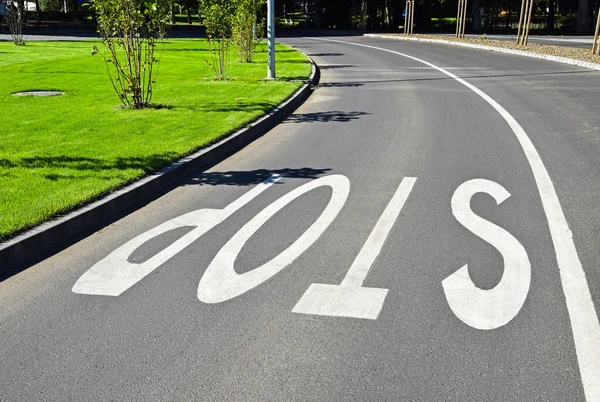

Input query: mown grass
[0,39,311,240]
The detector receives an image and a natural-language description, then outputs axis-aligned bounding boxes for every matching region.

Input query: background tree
[180,0,199,23]
[93,0,170,108]
[577,0,589,33]
[7,2,25,45]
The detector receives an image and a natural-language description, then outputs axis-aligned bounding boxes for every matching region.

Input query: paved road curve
[2,36,600,401]
[448,33,594,48]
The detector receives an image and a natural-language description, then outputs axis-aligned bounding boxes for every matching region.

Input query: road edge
[0,56,320,275]
[365,34,600,71]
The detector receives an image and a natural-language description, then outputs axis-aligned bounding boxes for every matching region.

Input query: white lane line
[309,37,600,400]
[341,177,417,288]
[443,179,531,330]
[72,174,283,296]
[292,177,416,320]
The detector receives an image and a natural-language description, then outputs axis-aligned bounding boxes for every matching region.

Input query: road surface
[1,36,600,401]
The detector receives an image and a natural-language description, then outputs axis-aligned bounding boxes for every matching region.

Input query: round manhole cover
[11,91,65,97]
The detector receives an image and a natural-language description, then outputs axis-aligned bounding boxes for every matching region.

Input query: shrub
[200,0,236,79]
[232,0,262,62]
[92,0,169,108]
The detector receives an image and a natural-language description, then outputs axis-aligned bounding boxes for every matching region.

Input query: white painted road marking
[292,177,416,319]
[443,179,531,330]
[311,37,600,400]
[72,175,283,296]
[198,175,350,303]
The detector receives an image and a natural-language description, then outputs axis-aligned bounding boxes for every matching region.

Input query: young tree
[7,2,25,45]
[232,0,262,62]
[201,0,236,79]
[93,0,170,108]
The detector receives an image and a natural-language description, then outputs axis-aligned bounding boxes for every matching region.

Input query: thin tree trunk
[187,5,192,24]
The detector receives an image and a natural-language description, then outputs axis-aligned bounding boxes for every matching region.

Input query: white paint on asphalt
[311,37,600,400]
[292,177,416,320]
[72,175,283,296]
[198,175,350,303]
[443,179,531,330]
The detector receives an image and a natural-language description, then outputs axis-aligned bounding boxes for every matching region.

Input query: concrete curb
[365,34,600,71]
[0,58,320,275]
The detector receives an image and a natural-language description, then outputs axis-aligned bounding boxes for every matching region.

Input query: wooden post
[593,10,600,54]
[409,0,415,34]
[461,0,468,37]
[516,0,526,43]
[516,0,533,45]
[405,0,414,34]
[456,0,464,37]
[457,0,469,38]
[523,0,534,45]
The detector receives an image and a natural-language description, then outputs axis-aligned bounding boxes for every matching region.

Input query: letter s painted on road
[442,179,531,330]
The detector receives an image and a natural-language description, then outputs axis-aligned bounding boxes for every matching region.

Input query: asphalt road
[2,36,600,401]
[0,30,593,48]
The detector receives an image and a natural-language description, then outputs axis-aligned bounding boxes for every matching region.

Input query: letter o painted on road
[198,175,350,303]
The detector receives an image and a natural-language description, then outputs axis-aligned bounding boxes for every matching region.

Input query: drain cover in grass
[11,91,65,97]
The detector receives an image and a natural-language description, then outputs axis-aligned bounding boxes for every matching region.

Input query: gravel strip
[365,33,600,71]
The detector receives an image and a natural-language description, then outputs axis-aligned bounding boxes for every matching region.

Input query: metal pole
[267,0,276,79]
[593,9,600,54]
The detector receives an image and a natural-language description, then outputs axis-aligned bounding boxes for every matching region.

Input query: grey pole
[267,0,276,79]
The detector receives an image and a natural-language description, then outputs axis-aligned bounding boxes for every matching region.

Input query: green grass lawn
[0,39,311,240]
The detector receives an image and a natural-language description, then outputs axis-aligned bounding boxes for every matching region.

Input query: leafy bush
[232,0,262,62]
[200,0,236,79]
[92,0,169,108]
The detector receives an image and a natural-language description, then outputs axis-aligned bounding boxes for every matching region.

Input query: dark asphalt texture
[1,36,600,401]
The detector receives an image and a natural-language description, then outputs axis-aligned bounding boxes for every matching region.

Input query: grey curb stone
[365,34,600,71]
[0,59,320,275]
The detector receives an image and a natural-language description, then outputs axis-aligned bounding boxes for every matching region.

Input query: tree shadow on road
[185,167,332,187]
[319,64,357,70]
[307,53,345,56]
[319,81,364,88]
[284,110,370,123]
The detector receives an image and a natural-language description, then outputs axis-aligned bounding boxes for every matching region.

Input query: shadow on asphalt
[186,167,332,186]
[319,64,357,70]
[284,110,370,123]
[307,53,346,57]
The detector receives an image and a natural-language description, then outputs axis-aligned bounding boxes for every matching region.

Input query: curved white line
[310,37,600,400]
